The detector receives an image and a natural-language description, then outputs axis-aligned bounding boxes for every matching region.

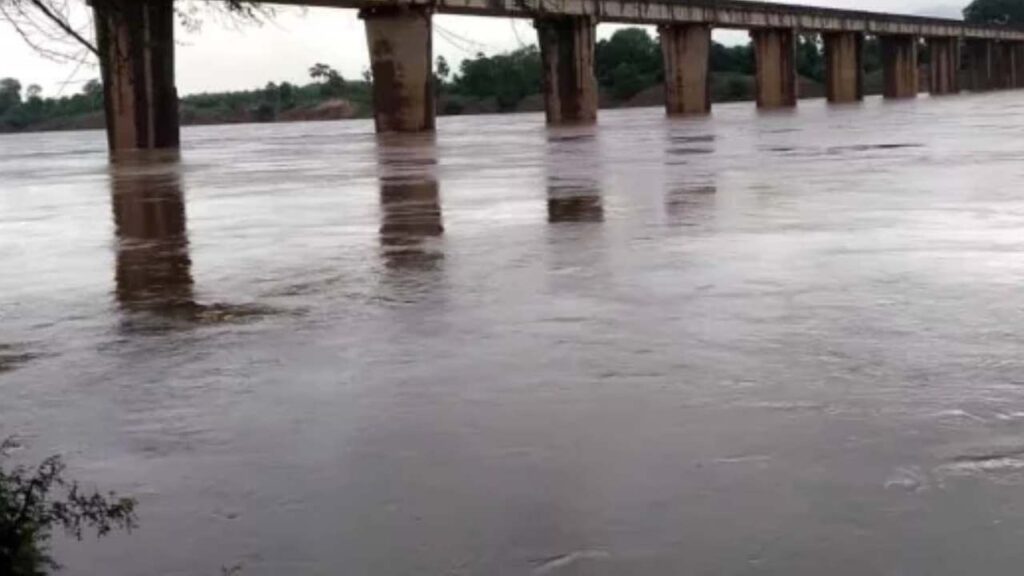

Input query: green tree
[595,28,662,100]
[26,85,42,101]
[278,82,296,110]
[436,56,451,83]
[863,37,882,74]
[254,81,280,121]
[1,438,137,575]
[796,34,825,82]
[608,62,648,100]
[452,46,542,110]
[0,1,274,61]
[309,63,345,97]
[0,78,22,115]
[82,79,102,98]
[80,79,104,109]
[964,0,1024,24]
[711,42,755,75]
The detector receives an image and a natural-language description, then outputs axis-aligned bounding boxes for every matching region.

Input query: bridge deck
[274,0,1024,40]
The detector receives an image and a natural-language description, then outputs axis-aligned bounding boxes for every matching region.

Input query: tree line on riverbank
[0,27,867,134]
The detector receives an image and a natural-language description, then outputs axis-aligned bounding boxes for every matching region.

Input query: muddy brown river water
[4,95,1024,575]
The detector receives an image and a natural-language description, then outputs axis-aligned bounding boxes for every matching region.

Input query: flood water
[4,94,1024,575]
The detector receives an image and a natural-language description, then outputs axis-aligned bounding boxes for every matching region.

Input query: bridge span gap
[89,0,1024,153]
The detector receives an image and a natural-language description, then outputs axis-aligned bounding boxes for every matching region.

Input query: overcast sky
[0,0,964,97]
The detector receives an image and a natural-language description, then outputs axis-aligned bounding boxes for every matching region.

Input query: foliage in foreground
[0,438,137,576]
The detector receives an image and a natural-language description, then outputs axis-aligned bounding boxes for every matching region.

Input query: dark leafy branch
[0,0,274,62]
[1,437,138,575]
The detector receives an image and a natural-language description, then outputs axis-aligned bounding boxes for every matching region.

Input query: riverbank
[0,71,834,135]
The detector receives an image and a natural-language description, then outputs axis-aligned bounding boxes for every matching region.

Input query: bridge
[90,0,1024,152]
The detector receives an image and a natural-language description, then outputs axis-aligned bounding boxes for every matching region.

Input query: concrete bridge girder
[368,0,1024,40]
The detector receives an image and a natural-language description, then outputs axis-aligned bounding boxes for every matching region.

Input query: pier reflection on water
[111,154,193,319]
[110,153,275,331]
[377,136,445,271]
[547,129,604,224]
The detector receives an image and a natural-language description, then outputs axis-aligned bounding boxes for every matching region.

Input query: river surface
[4,95,1024,575]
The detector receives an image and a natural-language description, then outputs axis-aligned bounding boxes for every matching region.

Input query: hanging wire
[510,18,528,48]
[434,21,494,55]
[54,53,93,97]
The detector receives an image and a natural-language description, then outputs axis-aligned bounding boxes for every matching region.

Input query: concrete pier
[881,35,919,99]
[993,42,1018,89]
[659,24,712,116]
[751,29,797,108]
[967,39,995,91]
[361,6,435,133]
[535,17,598,124]
[1015,44,1024,88]
[823,32,864,103]
[928,37,960,95]
[93,0,179,152]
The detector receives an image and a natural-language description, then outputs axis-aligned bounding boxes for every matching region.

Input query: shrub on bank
[0,438,137,575]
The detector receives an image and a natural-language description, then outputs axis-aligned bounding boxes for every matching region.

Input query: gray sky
[0,0,964,97]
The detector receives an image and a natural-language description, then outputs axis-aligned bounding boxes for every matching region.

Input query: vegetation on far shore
[0,0,1020,134]
[1,28,879,134]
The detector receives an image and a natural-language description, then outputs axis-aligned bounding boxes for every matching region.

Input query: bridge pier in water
[993,42,1021,89]
[361,6,435,133]
[990,41,1010,89]
[881,35,919,99]
[1015,44,1024,89]
[659,24,711,116]
[535,17,599,125]
[751,29,797,109]
[928,38,960,95]
[93,0,179,153]
[1008,43,1024,89]
[967,39,995,91]
[823,32,864,103]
